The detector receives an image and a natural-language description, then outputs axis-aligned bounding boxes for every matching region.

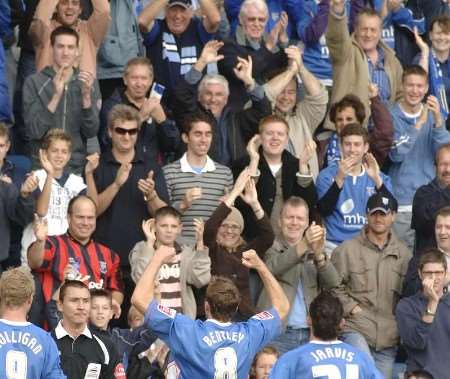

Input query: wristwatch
[425,308,436,316]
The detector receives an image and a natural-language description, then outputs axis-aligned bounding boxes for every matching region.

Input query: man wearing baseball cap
[331,192,411,378]
[137,0,220,106]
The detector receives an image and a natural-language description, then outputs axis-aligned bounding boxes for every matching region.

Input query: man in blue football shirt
[0,266,66,379]
[269,291,383,379]
[131,245,289,379]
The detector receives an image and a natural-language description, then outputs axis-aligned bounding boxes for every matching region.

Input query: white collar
[309,340,343,345]
[205,319,232,327]
[180,153,216,174]
[0,319,30,326]
[54,320,92,340]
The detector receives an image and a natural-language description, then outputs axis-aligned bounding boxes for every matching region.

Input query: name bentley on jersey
[0,330,42,354]
[203,330,245,347]
[310,346,355,364]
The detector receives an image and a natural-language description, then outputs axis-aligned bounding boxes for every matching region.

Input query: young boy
[89,289,162,377]
[129,206,211,319]
[20,129,97,262]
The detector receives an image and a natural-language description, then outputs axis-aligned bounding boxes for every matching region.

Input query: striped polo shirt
[163,154,234,241]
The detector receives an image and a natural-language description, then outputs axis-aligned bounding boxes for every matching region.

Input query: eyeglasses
[220,223,241,231]
[246,17,267,23]
[114,127,139,136]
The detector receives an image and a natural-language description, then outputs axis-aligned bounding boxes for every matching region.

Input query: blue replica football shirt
[270,340,383,379]
[145,300,282,379]
[0,319,66,378]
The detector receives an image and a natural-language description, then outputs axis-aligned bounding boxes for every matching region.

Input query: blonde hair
[0,267,35,308]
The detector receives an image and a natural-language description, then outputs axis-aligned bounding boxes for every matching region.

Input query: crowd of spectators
[1,0,450,378]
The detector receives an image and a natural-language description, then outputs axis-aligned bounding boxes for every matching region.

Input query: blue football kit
[270,340,383,379]
[0,319,66,378]
[145,300,281,379]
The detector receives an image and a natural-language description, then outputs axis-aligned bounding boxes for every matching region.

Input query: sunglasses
[114,127,139,136]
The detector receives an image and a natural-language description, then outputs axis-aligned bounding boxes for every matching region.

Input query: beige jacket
[257,238,339,323]
[325,10,403,130]
[29,0,111,76]
[129,241,211,319]
[331,228,411,350]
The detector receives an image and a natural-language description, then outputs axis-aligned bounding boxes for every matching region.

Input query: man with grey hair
[173,40,271,165]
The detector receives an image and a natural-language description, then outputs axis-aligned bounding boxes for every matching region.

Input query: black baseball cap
[366,192,398,215]
[167,0,192,8]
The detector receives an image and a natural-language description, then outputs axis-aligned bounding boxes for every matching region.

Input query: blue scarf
[429,50,450,120]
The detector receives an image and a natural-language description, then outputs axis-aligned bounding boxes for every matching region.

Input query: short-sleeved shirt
[94,149,169,267]
[52,321,126,379]
[145,300,281,379]
[269,340,383,379]
[0,319,66,379]
[36,233,123,304]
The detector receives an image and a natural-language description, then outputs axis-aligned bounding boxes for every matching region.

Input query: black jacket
[173,69,271,166]
[233,149,318,238]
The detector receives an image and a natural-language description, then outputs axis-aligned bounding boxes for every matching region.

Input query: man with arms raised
[0,267,66,378]
[131,246,289,379]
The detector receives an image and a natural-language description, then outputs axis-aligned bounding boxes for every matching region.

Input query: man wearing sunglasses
[92,103,170,327]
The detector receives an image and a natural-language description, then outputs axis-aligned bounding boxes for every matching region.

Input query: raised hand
[299,140,317,168]
[154,245,176,264]
[140,97,160,122]
[53,67,66,96]
[181,187,202,211]
[246,134,261,162]
[33,213,48,242]
[422,276,442,304]
[138,170,156,200]
[241,249,264,270]
[142,218,156,244]
[193,218,205,250]
[336,156,359,184]
[20,173,39,198]
[240,178,258,207]
[85,153,99,176]
[39,149,56,177]
[0,174,12,184]
[368,83,379,99]
[79,70,94,99]
[285,45,303,72]
[233,56,254,88]
[199,40,224,65]
[427,95,443,127]
[363,152,381,184]
[114,162,132,188]
[413,26,429,54]
[278,12,289,45]
[305,222,326,254]
[111,298,122,319]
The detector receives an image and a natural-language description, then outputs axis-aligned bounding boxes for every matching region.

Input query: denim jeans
[341,330,397,379]
[271,327,310,355]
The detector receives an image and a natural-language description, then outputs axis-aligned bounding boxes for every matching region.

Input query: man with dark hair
[131,246,289,378]
[407,369,434,379]
[319,89,393,169]
[269,291,382,378]
[52,280,126,378]
[331,192,411,378]
[0,266,66,378]
[412,143,450,254]
[163,113,233,242]
[389,65,450,251]
[396,249,450,379]
[28,195,124,328]
[29,0,111,76]
[316,123,393,253]
[23,26,101,173]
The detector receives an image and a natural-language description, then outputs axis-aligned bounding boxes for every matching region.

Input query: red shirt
[36,233,123,304]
